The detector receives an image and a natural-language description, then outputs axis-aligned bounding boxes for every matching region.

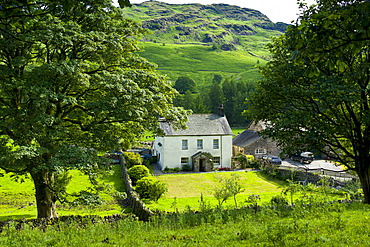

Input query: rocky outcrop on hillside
[124,1,288,50]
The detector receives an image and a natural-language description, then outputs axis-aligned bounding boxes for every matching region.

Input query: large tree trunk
[30,169,58,218]
[357,164,370,204]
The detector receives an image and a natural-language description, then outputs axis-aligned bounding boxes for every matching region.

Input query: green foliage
[135,177,168,202]
[247,0,370,202]
[282,180,304,205]
[2,203,370,246]
[70,191,104,207]
[163,167,181,173]
[181,164,192,172]
[127,165,150,185]
[0,0,188,217]
[0,165,126,220]
[270,195,289,206]
[213,173,245,207]
[173,76,196,94]
[123,152,143,169]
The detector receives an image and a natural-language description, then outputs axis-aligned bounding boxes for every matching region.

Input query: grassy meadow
[0,165,126,221]
[2,202,370,246]
[144,171,287,212]
[140,42,265,90]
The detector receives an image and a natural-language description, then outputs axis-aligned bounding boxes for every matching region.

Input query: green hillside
[123,1,286,86]
[139,42,265,90]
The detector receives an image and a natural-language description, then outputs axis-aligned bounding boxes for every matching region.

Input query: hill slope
[123,1,286,87]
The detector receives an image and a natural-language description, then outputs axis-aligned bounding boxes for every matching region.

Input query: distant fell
[122,1,288,87]
[124,1,288,51]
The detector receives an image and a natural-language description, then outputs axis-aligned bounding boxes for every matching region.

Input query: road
[282,159,343,172]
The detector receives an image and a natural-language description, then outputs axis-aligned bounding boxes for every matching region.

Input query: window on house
[213,139,219,149]
[213,157,220,166]
[197,139,203,149]
[182,139,188,150]
[181,157,189,165]
[255,148,267,154]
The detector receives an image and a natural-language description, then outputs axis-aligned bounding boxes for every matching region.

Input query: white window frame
[213,139,219,149]
[197,139,203,149]
[182,139,188,150]
[181,157,189,165]
[255,148,267,155]
[213,156,220,166]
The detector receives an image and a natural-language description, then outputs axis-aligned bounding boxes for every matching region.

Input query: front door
[199,158,206,172]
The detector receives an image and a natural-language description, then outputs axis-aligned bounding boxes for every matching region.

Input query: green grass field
[140,42,265,90]
[144,170,286,211]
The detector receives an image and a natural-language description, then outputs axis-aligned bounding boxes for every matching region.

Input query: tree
[213,174,244,207]
[0,0,188,218]
[222,78,237,123]
[173,76,196,94]
[208,80,224,114]
[247,0,370,202]
[226,174,245,208]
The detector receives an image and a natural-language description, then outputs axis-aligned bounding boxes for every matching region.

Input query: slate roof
[232,130,261,147]
[160,114,233,136]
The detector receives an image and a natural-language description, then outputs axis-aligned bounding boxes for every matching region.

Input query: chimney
[218,104,225,117]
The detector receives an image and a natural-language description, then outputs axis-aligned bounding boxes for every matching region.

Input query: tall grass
[1,202,370,246]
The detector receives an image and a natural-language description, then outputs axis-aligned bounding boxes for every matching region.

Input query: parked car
[291,152,314,164]
[262,155,282,165]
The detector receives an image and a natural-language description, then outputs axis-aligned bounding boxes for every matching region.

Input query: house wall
[153,135,232,170]
[242,138,281,159]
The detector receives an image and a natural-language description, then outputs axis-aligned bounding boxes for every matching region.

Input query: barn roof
[160,114,232,136]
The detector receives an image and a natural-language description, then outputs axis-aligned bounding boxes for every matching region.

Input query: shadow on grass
[99,164,126,192]
[0,214,35,221]
[255,170,288,188]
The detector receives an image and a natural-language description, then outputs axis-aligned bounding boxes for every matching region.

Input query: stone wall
[118,156,153,221]
[243,138,281,159]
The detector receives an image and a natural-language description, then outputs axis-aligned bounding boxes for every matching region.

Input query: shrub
[135,177,168,201]
[270,195,289,206]
[127,165,151,185]
[123,152,143,168]
[70,191,104,206]
[163,167,181,173]
[181,164,192,171]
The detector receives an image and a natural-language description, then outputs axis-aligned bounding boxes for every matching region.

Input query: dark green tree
[192,92,210,113]
[212,74,223,84]
[0,0,188,218]
[247,0,370,202]
[208,80,224,114]
[173,76,196,94]
[222,78,237,123]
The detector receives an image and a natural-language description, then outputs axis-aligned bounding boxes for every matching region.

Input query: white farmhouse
[152,107,233,172]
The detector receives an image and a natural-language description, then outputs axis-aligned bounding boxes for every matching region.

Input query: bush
[128,165,151,185]
[70,191,104,206]
[163,167,181,173]
[135,177,168,201]
[270,195,289,206]
[181,164,192,171]
[123,152,143,168]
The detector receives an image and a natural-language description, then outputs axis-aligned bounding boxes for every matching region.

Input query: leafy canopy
[247,0,370,202]
[0,0,188,217]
